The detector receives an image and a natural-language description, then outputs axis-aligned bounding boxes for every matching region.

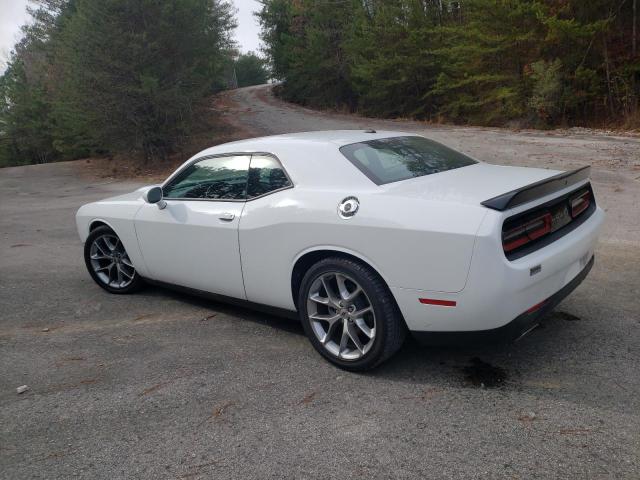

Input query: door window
[163,155,250,200]
[247,155,292,198]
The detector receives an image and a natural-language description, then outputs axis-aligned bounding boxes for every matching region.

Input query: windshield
[339,136,477,185]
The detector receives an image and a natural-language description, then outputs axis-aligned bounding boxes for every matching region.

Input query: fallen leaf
[199,401,234,427]
[518,413,537,423]
[46,449,76,459]
[559,428,591,435]
[420,388,442,400]
[139,382,169,397]
[299,391,316,405]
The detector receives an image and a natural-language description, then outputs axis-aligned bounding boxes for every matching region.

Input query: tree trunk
[603,36,614,117]
[633,0,638,113]
[633,0,637,57]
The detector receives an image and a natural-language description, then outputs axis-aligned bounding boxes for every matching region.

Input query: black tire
[298,257,406,371]
[84,225,144,294]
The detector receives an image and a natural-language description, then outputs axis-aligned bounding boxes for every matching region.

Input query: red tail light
[501,185,594,258]
[503,213,552,252]
[570,190,590,218]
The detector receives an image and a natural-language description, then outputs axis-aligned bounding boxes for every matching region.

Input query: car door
[134,154,249,299]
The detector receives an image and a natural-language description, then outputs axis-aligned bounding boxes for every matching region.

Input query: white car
[77,130,604,370]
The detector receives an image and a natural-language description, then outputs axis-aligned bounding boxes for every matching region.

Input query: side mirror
[144,186,167,210]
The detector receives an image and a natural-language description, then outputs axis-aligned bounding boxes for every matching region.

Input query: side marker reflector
[419,298,456,307]
[525,300,547,314]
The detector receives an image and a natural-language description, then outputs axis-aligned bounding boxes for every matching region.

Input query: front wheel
[84,225,144,294]
[298,257,406,371]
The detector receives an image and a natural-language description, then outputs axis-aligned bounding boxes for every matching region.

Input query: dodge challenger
[76,131,604,370]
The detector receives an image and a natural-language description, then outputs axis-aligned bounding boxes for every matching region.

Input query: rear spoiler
[481,166,591,211]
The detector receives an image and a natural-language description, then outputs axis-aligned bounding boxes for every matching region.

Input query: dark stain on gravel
[463,357,507,388]
[556,311,581,321]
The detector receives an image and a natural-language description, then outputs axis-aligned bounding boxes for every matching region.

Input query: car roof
[182,130,417,189]
[196,130,415,156]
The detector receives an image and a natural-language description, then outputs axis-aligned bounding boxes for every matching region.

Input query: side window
[163,155,250,200]
[247,155,292,198]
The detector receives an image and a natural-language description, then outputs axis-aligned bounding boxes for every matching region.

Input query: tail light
[502,185,594,257]
[570,190,590,218]
[503,213,552,252]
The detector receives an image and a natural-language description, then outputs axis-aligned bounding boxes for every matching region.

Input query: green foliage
[55,0,235,161]
[346,2,440,117]
[528,59,565,124]
[0,0,236,167]
[256,0,293,81]
[0,1,63,167]
[0,56,55,166]
[258,0,640,126]
[257,0,356,108]
[234,52,268,87]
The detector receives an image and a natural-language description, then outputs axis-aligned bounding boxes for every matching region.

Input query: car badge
[338,196,359,219]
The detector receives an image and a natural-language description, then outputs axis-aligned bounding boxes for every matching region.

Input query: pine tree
[258,0,639,126]
[0,0,237,166]
[235,52,269,87]
[54,0,236,161]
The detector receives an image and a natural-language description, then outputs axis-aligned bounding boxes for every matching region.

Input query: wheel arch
[89,219,114,232]
[78,218,118,243]
[290,247,393,310]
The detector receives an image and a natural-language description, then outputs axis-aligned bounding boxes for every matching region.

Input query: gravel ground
[1,85,639,479]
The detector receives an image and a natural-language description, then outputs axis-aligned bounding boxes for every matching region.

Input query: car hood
[380,163,560,206]
[92,185,156,204]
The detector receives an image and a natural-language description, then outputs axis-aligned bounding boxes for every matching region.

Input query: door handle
[219,212,235,221]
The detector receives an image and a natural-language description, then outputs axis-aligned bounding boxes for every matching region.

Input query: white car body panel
[239,188,487,311]
[134,200,247,298]
[76,130,604,334]
[392,179,604,331]
[76,189,150,277]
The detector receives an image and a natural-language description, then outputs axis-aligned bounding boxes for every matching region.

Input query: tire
[298,257,406,371]
[84,225,144,294]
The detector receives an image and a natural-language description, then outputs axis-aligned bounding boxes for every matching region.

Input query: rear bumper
[391,205,603,333]
[411,254,593,346]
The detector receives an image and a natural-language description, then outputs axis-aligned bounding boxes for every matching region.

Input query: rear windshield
[339,136,477,185]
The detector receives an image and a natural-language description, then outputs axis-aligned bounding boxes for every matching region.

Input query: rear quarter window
[339,136,477,185]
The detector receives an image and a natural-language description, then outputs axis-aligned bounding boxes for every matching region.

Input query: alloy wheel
[306,272,376,360]
[89,234,136,289]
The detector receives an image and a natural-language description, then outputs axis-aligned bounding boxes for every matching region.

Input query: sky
[0,0,263,71]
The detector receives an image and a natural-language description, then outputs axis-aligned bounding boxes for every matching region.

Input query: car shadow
[132,285,637,416]
[141,284,587,388]
[141,284,306,337]
[369,313,590,390]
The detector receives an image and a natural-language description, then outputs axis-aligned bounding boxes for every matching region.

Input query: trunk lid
[380,163,560,207]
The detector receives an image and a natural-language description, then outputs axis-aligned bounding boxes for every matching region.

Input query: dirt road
[1,86,639,479]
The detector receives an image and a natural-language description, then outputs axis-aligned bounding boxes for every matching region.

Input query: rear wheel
[84,226,144,294]
[298,257,406,371]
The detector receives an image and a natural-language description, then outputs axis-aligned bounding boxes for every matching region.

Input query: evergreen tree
[54,0,236,161]
[258,0,639,126]
[235,52,269,87]
[0,0,67,166]
[346,1,441,117]
[0,0,236,166]
[258,0,357,108]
